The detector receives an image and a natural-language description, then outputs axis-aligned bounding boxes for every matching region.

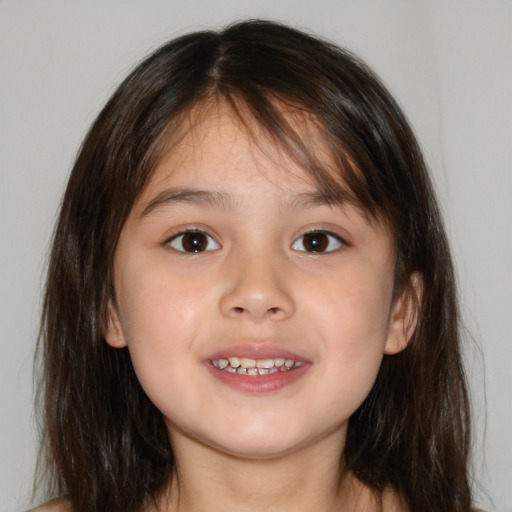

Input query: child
[31,19,473,512]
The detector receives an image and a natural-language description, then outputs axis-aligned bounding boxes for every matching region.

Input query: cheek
[310,266,392,344]
[306,267,393,400]
[116,256,207,342]
[114,262,211,396]
[117,281,209,424]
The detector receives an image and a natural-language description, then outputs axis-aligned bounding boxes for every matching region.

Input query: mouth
[206,345,311,393]
[210,356,304,375]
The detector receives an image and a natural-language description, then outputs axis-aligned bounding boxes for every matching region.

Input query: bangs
[225,92,379,217]
[116,20,411,236]
[148,90,385,226]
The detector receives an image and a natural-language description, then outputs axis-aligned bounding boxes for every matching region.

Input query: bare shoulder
[26,498,72,512]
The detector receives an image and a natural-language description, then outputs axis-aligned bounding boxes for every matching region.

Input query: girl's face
[105,105,414,460]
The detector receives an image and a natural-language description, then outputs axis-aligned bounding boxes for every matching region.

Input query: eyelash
[166,230,220,253]
[291,230,344,254]
[164,229,345,254]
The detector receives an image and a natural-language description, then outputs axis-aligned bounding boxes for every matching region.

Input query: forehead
[122,100,395,257]
[136,100,348,209]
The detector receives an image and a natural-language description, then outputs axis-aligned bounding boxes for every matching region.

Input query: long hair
[37,19,471,512]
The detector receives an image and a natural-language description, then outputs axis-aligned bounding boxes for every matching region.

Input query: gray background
[1,1,510,510]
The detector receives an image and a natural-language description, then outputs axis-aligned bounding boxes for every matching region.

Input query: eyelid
[162,223,220,244]
[164,227,221,253]
[291,229,346,253]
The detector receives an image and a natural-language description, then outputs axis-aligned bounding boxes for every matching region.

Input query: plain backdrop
[1,1,510,511]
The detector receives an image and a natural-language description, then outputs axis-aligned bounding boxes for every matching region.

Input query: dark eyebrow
[140,187,237,217]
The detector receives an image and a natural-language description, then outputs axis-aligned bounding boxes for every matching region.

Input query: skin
[33,104,418,512]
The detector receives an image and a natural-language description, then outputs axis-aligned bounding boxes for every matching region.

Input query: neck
[159,427,379,512]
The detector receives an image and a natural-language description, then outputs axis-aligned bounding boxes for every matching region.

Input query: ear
[103,300,127,348]
[384,272,423,355]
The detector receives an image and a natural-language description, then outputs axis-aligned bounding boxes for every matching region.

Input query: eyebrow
[140,187,238,217]
[139,186,347,218]
[286,191,347,211]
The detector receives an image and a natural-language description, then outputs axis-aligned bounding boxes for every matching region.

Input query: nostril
[231,306,281,317]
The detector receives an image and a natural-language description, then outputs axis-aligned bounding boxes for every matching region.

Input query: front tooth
[284,359,295,368]
[247,368,258,376]
[256,358,275,369]
[258,368,269,375]
[229,357,241,368]
[240,357,256,369]
[237,368,247,374]
[218,359,229,369]
[274,358,285,367]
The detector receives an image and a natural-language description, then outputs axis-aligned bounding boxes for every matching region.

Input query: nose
[219,251,296,322]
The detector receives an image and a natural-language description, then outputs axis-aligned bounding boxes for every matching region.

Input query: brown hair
[37,19,472,512]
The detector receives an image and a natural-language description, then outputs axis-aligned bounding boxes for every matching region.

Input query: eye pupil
[303,233,328,252]
[182,232,207,252]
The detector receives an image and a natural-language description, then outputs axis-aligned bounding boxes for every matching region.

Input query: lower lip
[205,362,311,393]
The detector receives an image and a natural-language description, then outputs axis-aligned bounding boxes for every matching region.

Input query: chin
[199,424,327,461]
[211,439,304,460]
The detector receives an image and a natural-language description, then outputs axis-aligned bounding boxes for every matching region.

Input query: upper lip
[207,342,310,362]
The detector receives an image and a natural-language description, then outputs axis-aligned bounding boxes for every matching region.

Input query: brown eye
[292,232,343,253]
[168,231,220,253]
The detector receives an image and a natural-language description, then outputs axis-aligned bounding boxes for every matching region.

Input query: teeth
[228,357,240,368]
[240,357,256,369]
[256,358,275,369]
[211,356,304,375]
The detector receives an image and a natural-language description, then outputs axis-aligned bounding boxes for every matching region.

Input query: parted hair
[37,19,472,512]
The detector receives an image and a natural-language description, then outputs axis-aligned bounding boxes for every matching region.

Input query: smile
[211,357,304,375]
[206,344,311,393]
